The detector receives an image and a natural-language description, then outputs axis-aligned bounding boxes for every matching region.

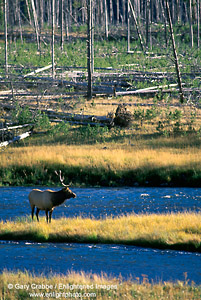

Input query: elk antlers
[55,170,69,187]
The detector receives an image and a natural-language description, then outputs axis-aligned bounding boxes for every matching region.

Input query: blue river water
[0,187,201,284]
[0,241,200,284]
[0,186,200,221]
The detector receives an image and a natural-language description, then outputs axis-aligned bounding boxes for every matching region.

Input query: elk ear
[63,186,69,191]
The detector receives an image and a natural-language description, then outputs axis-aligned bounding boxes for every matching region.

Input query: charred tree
[129,0,145,52]
[165,0,184,103]
[52,0,55,78]
[60,0,64,50]
[87,0,93,99]
[189,0,194,48]
[4,0,8,75]
[127,0,130,52]
[198,0,200,48]
[104,0,108,39]
[30,0,40,50]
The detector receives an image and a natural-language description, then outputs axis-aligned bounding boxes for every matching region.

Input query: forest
[0,0,200,49]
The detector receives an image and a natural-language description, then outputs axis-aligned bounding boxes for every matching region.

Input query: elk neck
[51,189,67,207]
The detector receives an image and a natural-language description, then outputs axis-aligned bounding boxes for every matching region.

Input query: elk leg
[36,208,40,222]
[45,210,49,223]
[31,206,35,220]
[49,209,53,223]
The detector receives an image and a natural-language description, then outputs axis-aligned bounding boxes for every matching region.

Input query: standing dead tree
[52,0,55,79]
[30,0,40,51]
[128,0,145,52]
[197,0,200,48]
[60,0,64,50]
[87,0,93,99]
[189,0,194,48]
[165,0,184,104]
[4,0,8,75]
[127,0,130,52]
[104,0,108,40]
[146,0,151,48]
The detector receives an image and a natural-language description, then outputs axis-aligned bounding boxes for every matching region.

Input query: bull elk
[28,171,76,223]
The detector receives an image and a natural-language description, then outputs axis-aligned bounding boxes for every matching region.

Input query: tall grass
[0,143,201,186]
[1,270,200,300]
[0,213,200,252]
[1,144,201,172]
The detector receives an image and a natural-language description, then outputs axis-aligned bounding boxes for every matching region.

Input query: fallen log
[0,123,33,132]
[44,110,112,124]
[23,64,53,78]
[51,119,111,127]
[115,83,185,96]
[0,130,32,148]
[115,89,177,96]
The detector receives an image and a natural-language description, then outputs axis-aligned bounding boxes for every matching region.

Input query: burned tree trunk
[87,0,93,99]
[198,0,200,48]
[146,0,151,48]
[52,0,55,79]
[129,0,145,52]
[127,0,130,52]
[189,0,194,48]
[104,0,108,39]
[165,0,184,103]
[60,0,64,50]
[30,0,40,50]
[4,0,8,75]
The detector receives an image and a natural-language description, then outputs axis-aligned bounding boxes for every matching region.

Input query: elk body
[29,187,76,223]
[28,171,76,223]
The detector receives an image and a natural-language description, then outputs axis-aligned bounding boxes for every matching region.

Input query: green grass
[1,37,200,76]
[0,213,200,252]
[1,270,201,300]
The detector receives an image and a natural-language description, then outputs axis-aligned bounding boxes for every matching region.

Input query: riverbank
[0,213,200,252]
[1,270,200,300]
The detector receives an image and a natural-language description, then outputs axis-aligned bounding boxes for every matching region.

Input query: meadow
[0,141,201,187]
[0,35,200,187]
[0,213,200,252]
[1,99,201,187]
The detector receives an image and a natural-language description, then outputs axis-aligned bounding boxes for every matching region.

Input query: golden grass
[0,213,200,251]
[1,270,201,300]
[1,144,201,171]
